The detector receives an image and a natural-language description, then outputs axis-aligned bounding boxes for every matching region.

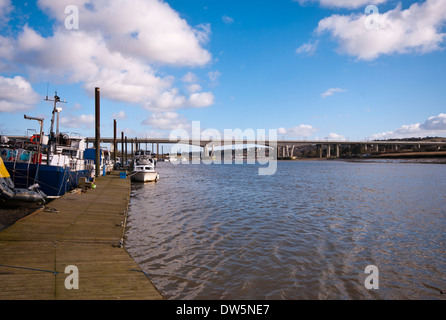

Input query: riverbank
[279,151,446,164]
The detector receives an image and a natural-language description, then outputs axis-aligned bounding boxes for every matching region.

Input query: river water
[124,160,446,300]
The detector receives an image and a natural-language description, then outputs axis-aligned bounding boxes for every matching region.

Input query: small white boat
[131,153,159,183]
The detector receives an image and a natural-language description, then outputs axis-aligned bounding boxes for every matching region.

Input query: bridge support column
[336,144,340,158]
[327,144,331,158]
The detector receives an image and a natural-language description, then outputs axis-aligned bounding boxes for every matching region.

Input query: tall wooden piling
[121,132,124,166]
[125,136,128,165]
[95,87,100,177]
[113,119,117,166]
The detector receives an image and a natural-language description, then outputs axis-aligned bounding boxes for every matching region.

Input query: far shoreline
[277,151,446,164]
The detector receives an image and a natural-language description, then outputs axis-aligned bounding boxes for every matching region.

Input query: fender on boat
[0,158,47,203]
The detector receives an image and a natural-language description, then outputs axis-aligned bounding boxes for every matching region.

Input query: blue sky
[0,0,445,142]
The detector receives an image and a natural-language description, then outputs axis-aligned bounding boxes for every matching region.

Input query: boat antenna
[44,91,67,162]
[45,91,67,137]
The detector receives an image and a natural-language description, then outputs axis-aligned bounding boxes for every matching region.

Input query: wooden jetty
[0,171,163,300]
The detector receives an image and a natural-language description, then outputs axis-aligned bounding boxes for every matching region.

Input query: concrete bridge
[86,137,446,159]
[4,135,446,159]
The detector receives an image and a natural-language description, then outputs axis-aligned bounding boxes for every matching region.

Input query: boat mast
[44,91,67,163]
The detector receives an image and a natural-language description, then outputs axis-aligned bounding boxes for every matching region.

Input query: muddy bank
[344,157,446,164]
[0,200,41,231]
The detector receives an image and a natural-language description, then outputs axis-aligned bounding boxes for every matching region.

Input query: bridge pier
[317,145,323,158]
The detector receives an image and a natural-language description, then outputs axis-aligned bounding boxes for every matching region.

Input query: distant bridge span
[86,137,446,149]
[5,135,446,149]
[4,135,446,158]
[87,137,446,159]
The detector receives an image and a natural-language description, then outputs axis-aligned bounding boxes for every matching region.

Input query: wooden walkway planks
[0,171,163,300]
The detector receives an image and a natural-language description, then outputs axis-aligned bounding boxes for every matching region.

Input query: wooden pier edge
[0,171,164,300]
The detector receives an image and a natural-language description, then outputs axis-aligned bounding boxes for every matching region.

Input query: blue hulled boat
[0,93,94,200]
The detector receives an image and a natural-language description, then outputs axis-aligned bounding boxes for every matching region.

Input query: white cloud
[371,114,446,139]
[145,89,187,111]
[111,111,127,120]
[423,113,446,130]
[144,88,214,111]
[142,112,191,131]
[182,72,199,83]
[37,0,211,66]
[0,0,12,23]
[207,70,221,83]
[188,92,215,108]
[0,0,214,114]
[295,0,388,9]
[187,83,202,93]
[296,40,319,55]
[316,0,446,60]
[278,124,318,137]
[321,88,347,98]
[0,76,40,112]
[222,15,234,24]
[60,114,95,129]
[327,132,346,140]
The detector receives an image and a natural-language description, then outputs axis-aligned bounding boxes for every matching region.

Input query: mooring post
[113,119,117,168]
[95,87,100,178]
[121,132,124,168]
[125,136,128,166]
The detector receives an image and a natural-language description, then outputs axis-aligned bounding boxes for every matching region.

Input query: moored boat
[131,150,159,183]
[0,157,47,203]
[0,93,94,198]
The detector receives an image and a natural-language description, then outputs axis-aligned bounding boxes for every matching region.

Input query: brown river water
[124,160,446,300]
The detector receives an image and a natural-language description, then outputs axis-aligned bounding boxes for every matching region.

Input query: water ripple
[125,161,446,300]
